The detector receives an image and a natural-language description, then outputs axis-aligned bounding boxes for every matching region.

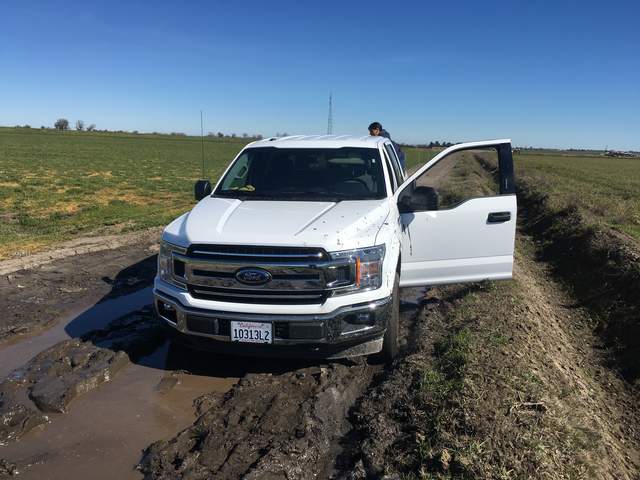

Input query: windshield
[215,147,387,201]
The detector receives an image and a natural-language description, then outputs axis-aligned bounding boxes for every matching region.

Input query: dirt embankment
[477,153,640,382]
[516,180,640,382]
[332,236,639,479]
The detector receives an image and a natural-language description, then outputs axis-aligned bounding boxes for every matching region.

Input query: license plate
[230,321,272,344]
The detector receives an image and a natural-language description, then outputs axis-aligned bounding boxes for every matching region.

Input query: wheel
[381,272,400,362]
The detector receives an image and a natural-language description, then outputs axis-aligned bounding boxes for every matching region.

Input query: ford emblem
[235,268,272,285]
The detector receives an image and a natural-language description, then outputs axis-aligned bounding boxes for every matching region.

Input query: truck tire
[381,272,400,362]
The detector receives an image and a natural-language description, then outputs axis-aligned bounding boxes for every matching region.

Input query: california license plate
[230,321,273,344]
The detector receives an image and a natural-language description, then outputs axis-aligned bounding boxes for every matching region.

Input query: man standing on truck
[368,121,406,172]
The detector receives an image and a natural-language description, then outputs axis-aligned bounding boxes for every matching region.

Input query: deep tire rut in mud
[139,361,374,479]
[139,294,424,480]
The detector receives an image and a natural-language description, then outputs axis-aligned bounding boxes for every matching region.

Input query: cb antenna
[200,110,205,178]
[327,93,333,135]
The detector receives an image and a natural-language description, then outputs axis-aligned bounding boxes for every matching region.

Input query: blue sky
[1,0,638,149]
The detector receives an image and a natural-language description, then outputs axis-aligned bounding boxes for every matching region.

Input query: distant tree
[132,130,139,134]
[86,124,96,131]
[41,126,45,129]
[282,132,289,137]
[231,133,236,138]
[256,134,263,140]
[23,125,31,129]
[242,133,248,138]
[217,132,224,138]
[54,118,69,131]
[75,120,85,131]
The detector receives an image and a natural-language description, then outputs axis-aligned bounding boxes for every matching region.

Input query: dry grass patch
[86,171,113,178]
[93,188,149,206]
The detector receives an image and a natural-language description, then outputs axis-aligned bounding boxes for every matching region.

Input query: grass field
[0,128,249,259]
[1,129,638,259]
[514,152,640,240]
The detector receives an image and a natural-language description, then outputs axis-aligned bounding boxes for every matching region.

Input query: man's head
[368,122,382,136]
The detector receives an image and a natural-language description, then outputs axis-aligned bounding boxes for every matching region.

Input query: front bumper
[154,288,392,358]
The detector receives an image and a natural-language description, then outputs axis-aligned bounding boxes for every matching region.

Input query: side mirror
[194,180,212,201]
[414,186,438,211]
[398,186,438,213]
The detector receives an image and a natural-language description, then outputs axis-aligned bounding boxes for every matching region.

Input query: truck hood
[163,197,390,251]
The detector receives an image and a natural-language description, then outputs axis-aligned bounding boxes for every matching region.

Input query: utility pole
[327,93,333,135]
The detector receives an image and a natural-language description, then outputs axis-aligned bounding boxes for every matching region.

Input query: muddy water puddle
[0,285,426,478]
[0,342,238,479]
[0,288,153,378]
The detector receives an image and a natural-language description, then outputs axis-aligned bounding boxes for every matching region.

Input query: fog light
[344,312,375,326]
[157,300,177,323]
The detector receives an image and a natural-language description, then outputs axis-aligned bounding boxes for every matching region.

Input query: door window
[398,147,502,212]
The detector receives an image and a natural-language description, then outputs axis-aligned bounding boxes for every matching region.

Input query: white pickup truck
[155,135,516,360]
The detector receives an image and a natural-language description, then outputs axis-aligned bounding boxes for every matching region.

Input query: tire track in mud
[138,290,425,480]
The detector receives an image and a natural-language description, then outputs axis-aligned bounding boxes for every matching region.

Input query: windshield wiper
[215,191,280,200]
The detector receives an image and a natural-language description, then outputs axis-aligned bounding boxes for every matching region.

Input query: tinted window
[402,148,500,210]
[216,147,387,201]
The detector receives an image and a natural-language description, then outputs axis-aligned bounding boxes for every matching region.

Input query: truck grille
[187,244,329,263]
[176,245,346,305]
[188,285,328,305]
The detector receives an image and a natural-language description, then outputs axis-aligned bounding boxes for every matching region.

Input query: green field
[403,146,439,171]
[0,128,249,259]
[1,129,638,259]
[514,152,640,240]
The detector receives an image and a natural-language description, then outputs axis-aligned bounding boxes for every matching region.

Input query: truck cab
[154,135,516,360]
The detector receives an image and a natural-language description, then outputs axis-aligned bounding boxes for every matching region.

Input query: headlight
[158,240,187,289]
[329,245,385,293]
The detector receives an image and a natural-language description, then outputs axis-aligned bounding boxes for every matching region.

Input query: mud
[0,344,237,480]
[139,360,374,480]
[138,289,424,480]
[0,227,162,275]
[0,238,158,342]
[0,288,152,379]
[0,308,163,445]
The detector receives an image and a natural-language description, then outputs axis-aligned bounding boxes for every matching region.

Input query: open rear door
[396,139,516,287]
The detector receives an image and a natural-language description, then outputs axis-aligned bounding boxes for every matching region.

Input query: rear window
[215,147,387,201]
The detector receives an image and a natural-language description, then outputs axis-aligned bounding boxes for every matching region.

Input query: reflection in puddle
[0,288,153,378]
[0,342,238,480]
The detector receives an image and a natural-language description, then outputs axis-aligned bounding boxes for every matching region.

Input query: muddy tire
[381,272,400,363]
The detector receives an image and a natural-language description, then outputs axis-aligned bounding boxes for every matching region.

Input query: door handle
[487,211,511,223]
